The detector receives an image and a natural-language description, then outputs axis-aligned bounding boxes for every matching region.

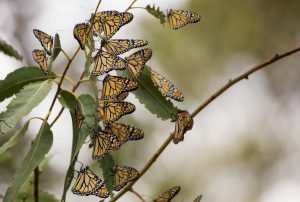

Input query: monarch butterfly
[154,186,181,202]
[73,23,88,50]
[149,68,184,102]
[93,50,127,75]
[101,39,148,55]
[101,75,138,100]
[115,92,129,101]
[74,106,85,129]
[92,130,111,160]
[106,122,144,150]
[173,110,193,144]
[32,49,48,75]
[113,165,139,191]
[33,29,53,55]
[92,11,133,40]
[71,166,104,196]
[125,48,152,79]
[193,195,203,202]
[97,99,135,125]
[167,9,201,30]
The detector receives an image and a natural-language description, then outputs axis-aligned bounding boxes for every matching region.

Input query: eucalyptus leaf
[145,4,166,25]
[3,121,53,202]
[0,66,56,102]
[100,154,115,195]
[0,120,30,155]
[0,38,23,61]
[0,80,53,134]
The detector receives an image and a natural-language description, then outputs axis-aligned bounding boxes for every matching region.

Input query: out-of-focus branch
[108,45,300,202]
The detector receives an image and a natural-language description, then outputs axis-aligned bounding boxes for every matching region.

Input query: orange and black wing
[73,23,88,50]
[167,9,201,30]
[154,186,181,202]
[92,130,111,160]
[102,39,148,55]
[173,110,193,144]
[113,165,139,191]
[33,29,53,55]
[32,49,48,75]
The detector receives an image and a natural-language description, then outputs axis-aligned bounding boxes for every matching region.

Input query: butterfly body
[101,75,138,100]
[167,9,201,30]
[32,49,48,75]
[33,29,53,55]
[102,39,148,55]
[154,186,181,202]
[93,50,127,75]
[173,110,193,144]
[97,99,136,124]
[125,48,152,79]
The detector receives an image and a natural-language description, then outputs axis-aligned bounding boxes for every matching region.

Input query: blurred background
[1,0,300,201]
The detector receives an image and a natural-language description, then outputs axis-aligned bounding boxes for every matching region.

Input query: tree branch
[108,45,300,202]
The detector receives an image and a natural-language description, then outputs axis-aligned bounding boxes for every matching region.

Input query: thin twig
[34,167,39,202]
[130,188,146,202]
[108,45,300,202]
[125,0,138,12]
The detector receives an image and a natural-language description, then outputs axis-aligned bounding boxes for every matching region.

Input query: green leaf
[0,66,56,102]
[16,190,59,202]
[120,66,178,120]
[0,81,53,134]
[84,29,94,76]
[3,121,53,202]
[0,120,30,155]
[52,34,61,62]
[100,154,115,195]
[0,39,23,61]
[61,93,96,201]
[0,151,12,163]
[58,89,80,111]
[145,4,166,25]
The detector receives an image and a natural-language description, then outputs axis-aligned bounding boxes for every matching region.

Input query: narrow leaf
[145,4,166,24]
[17,190,59,202]
[0,66,56,102]
[120,66,178,120]
[0,81,52,134]
[100,154,115,195]
[58,89,80,111]
[0,39,23,61]
[0,120,30,155]
[3,121,53,202]
[51,34,61,62]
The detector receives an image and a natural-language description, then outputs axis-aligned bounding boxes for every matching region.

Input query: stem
[108,45,300,202]
[125,0,138,12]
[61,48,71,61]
[34,167,39,202]
[128,6,145,11]
[130,188,146,202]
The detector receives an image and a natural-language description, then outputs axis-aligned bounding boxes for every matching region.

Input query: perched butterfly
[92,11,133,39]
[97,99,135,124]
[167,9,201,30]
[71,166,104,196]
[154,186,181,202]
[101,75,138,100]
[93,50,127,75]
[33,29,53,55]
[113,165,139,191]
[193,195,203,202]
[125,48,152,79]
[92,130,112,160]
[32,49,48,75]
[106,122,144,150]
[74,106,85,129]
[149,68,184,102]
[93,184,110,198]
[101,39,148,55]
[173,110,193,144]
[73,23,88,50]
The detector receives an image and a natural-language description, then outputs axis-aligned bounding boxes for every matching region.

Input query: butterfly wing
[71,166,104,196]
[154,186,181,202]
[193,195,203,202]
[125,48,152,79]
[167,9,201,29]
[113,165,139,191]
[102,39,148,55]
[173,110,194,144]
[101,75,138,100]
[33,29,53,55]
[97,100,136,124]
[149,68,184,102]
[32,49,48,75]
[92,130,111,160]
[74,106,85,129]
[93,184,110,198]
[73,23,88,50]
[109,122,144,143]
[93,51,126,75]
